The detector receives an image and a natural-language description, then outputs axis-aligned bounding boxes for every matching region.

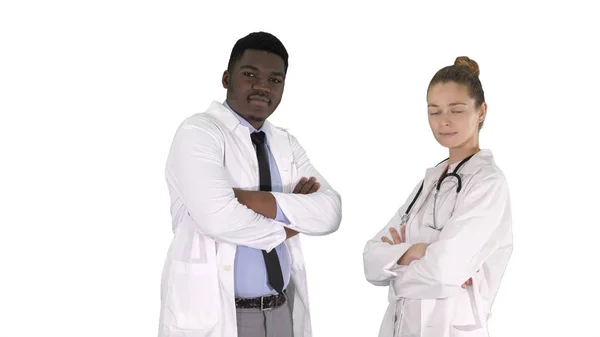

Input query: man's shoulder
[178,101,227,126]
[172,111,227,144]
[268,122,291,134]
[177,112,220,130]
[267,122,302,148]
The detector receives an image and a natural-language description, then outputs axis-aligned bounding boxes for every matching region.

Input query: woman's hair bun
[454,56,479,77]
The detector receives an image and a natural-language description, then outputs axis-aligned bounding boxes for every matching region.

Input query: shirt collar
[223,100,264,133]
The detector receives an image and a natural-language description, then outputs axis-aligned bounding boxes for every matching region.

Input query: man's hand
[233,188,302,240]
[283,177,319,239]
[233,175,319,205]
[293,177,320,194]
[284,227,299,239]
[232,177,319,239]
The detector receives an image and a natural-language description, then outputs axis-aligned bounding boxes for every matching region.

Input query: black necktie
[250,131,284,295]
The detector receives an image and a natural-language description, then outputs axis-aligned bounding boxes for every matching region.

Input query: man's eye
[270,78,282,84]
[243,72,255,77]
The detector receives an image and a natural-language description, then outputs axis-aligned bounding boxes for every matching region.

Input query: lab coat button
[224,265,232,271]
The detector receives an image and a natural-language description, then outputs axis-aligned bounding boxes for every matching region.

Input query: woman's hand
[381,225,478,288]
[398,243,429,265]
[381,226,429,265]
[381,226,405,245]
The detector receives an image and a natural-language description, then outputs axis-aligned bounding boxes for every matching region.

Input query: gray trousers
[236,298,293,337]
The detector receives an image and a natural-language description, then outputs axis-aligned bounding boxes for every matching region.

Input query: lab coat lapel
[233,126,259,180]
[264,122,293,193]
[206,101,259,186]
[409,166,445,220]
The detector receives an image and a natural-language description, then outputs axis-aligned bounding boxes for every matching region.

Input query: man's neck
[223,100,265,131]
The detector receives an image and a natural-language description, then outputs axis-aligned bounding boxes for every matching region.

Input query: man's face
[222,49,286,129]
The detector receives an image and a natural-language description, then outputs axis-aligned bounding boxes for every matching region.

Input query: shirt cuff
[275,202,291,224]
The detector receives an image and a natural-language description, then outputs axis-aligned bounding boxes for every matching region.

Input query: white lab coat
[158,101,342,337]
[363,150,513,337]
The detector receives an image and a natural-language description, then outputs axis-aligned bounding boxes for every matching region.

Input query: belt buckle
[260,296,269,311]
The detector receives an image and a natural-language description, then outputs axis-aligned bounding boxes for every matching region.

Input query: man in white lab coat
[158,32,342,337]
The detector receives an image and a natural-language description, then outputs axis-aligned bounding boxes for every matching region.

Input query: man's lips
[248,95,270,103]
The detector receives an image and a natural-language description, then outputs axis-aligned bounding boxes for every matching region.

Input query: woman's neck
[449,145,480,166]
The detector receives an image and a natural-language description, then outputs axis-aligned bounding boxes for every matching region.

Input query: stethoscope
[400,153,476,231]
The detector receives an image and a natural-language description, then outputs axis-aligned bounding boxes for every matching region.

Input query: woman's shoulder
[469,149,509,187]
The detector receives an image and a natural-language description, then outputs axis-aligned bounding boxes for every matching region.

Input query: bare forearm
[234,189,300,239]
[234,189,277,219]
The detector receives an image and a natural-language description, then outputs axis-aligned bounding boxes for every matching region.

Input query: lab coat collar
[206,100,283,139]
[205,100,292,170]
[206,101,244,131]
[410,149,495,219]
[426,149,494,177]
[223,101,260,133]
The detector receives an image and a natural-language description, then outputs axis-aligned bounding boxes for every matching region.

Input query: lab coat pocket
[451,289,478,325]
[165,261,220,332]
[450,280,489,336]
[449,325,488,337]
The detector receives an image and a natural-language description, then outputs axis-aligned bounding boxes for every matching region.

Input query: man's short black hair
[227,31,289,73]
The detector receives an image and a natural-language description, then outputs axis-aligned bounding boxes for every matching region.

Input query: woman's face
[427,82,486,149]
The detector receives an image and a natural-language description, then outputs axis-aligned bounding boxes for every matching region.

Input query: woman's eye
[451,110,464,114]
[429,112,440,115]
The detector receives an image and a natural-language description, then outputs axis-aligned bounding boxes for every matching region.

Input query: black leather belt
[235,291,287,311]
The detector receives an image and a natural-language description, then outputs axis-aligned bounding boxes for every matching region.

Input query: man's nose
[252,80,271,93]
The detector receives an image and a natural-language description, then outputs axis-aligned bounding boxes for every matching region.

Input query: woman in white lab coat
[363,57,513,337]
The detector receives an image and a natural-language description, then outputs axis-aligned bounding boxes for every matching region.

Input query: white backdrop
[1,1,599,336]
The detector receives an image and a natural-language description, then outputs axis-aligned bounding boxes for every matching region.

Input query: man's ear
[222,70,230,89]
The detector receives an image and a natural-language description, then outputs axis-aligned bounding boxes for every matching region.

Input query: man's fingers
[293,177,320,194]
[308,182,320,194]
[299,177,317,194]
[381,236,393,245]
[390,228,402,244]
[299,181,314,194]
[293,177,309,193]
[400,225,406,243]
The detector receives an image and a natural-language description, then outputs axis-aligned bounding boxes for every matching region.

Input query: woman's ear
[479,102,488,122]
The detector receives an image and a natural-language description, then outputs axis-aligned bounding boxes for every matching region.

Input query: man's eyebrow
[239,65,259,71]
